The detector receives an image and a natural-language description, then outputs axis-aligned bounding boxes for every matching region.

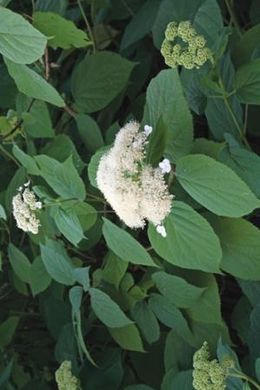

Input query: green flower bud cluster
[55,361,81,390]
[161,21,213,70]
[192,342,234,390]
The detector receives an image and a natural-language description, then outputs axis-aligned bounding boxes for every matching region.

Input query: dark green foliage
[0,1,260,389]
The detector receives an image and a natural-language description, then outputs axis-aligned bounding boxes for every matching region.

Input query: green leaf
[162,369,193,390]
[35,155,86,200]
[53,207,85,246]
[8,243,31,284]
[0,360,13,389]
[248,305,260,362]
[33,11,90,49]
[21,100,54,138]
[69,286,96,366]
[233,24,260,66]
[187,274,223,325]
[87,146,110,188]
[0,204,6,220]
[146,117,167,165]
[131,301,160,344]
[219,134,260,197]
[143,69,193,162]
[176,154,259,217]
[235,59,260,105]
[209,216,260,280]
[30,256,51,296]
[152,0,204,48]
[256,358,260,382]
[152,271,205,308]
[0,7,47,64]
[90,287,133,328]
[164,330,194,372]
[0,316,19,347]
[149,294,193,343]
[71,51,134,113]
[5,167,27,212]
[4,58,65,107]
[40,134,85,173]
[120,0,160,50]
[35,0,67,14]
[72,267,90,292]
[102,252,128,289]
[40,239,76,285]
[12,145,40,175]
[148,202,222,272]
[69,285,83,314]
[125,386,155,390]
[193,0,223,48]
[76,114,104,153]
[102,218,157,267]
[109,324,145,352]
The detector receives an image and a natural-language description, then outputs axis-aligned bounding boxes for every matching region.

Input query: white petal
[144,125,153,136]
[156,224,167,238]
[159,158,171,174]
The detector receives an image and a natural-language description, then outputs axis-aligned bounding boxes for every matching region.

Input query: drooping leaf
[103,218,157,267]
[0,316,19,348]
[8,243,31,284]
[4,58,65,107]
[109,324,145,352]
[90,287,133,328]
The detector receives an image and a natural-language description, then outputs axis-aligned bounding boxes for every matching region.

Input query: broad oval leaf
[152,271,205,308]
[4,58,65,107]
[143,69,193,162]
[71,51,134,113]
[40,239,75,285]
[209,216,260,280]
[90,287,133,328]
[109,324,145,352]
[8,243,31,283]
[148,201,222,272]
[33,11,90,49]
[235,59,260,105]
[0,7,46,64]
[102,218,157,267]
[176,154,259,217]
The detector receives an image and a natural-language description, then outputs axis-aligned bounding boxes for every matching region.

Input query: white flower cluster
[96,121,173,237]
[12,182,42,234]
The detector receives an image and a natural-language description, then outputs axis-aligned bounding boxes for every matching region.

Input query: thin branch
[44,48,50,80]
[77,0,96,52]
[64,105,77,118]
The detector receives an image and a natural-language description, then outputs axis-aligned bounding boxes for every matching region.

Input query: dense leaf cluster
[0,0,260,389]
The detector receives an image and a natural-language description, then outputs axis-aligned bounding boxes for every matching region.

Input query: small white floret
[35,201,42,209]
[144,125,153,137]
[159,158,171,174]
[156,224,167,238]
